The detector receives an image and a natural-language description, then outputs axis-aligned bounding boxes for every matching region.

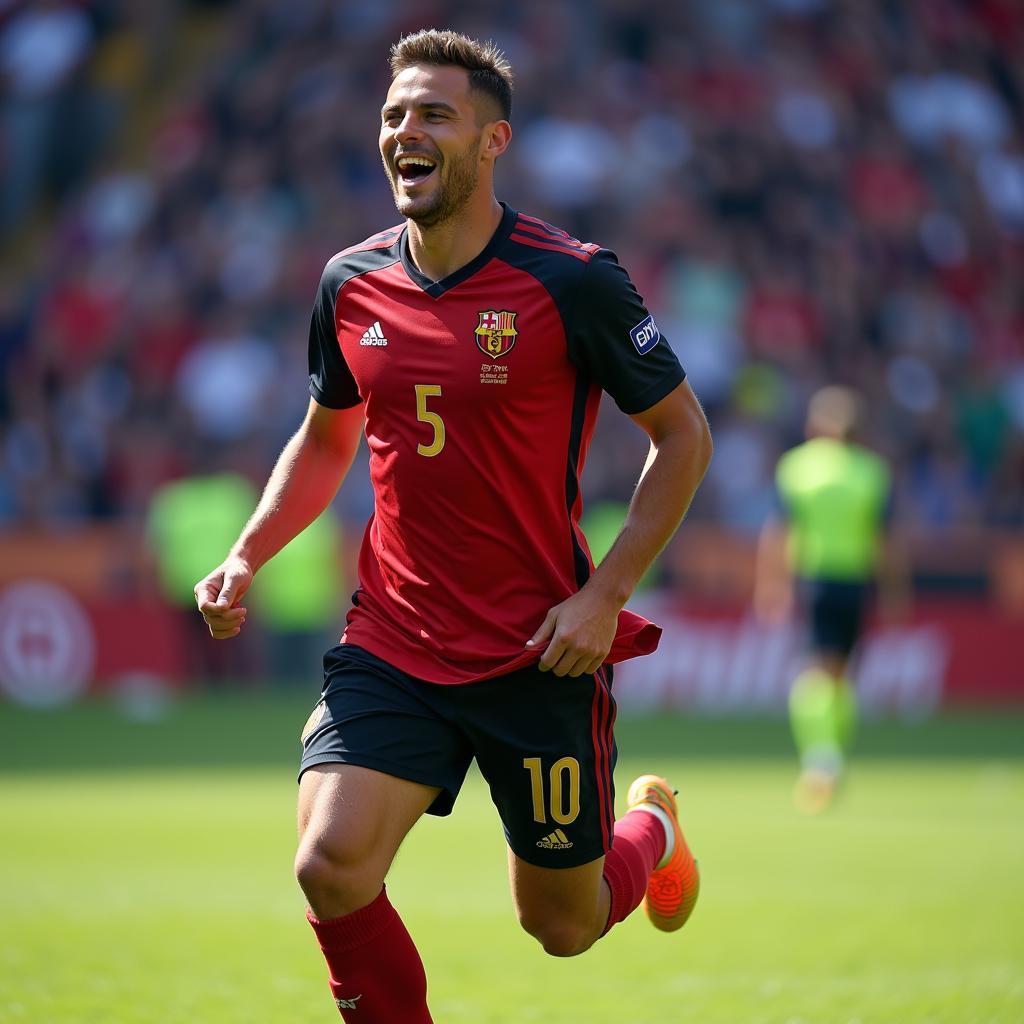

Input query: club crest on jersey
[475,310,518,360]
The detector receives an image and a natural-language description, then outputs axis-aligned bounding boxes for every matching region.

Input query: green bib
[147,474,257,605]
[776,438,890,581]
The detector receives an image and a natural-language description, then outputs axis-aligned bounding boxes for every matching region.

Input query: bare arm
[195,398,364,638]
[528,379,713,676]
[876,529,912,622]
[754,518,794,624]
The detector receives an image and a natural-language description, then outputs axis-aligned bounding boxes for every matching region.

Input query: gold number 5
[415,384,445,457]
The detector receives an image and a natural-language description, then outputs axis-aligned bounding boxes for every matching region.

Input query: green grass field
[1,698,1022,1023]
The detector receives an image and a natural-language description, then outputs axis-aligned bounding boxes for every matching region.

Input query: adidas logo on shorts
[536,828,573,850]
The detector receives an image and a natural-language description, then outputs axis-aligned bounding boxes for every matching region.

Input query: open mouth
[395,153,438,186]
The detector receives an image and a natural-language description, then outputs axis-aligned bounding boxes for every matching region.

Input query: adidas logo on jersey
[359,321,388,346]
[536,828,573,850]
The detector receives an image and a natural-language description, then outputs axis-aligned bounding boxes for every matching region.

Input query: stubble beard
[385,133,481,229]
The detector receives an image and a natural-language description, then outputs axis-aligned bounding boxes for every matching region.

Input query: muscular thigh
[296,643,474,893]
[507,846,607,928]
[298,763,439,870]
[299,643,476,816]
[296,764,440,917]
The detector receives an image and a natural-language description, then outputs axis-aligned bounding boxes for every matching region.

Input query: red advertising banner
[612,596,1023,716]
[0,580,185,706]
[0,580,1020,714]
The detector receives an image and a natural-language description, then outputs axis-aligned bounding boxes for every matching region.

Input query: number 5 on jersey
[415,384,445,457]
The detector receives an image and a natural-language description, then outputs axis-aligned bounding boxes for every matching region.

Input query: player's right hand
[194,558,252,639]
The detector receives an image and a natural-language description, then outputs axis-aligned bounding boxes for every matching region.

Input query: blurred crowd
[2,0,1023,549]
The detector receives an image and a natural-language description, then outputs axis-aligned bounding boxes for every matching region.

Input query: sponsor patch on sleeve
[629,314,661,354]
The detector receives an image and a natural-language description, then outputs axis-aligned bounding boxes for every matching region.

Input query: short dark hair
[389,29,513,122]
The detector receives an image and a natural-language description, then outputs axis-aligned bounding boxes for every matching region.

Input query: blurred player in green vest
[148,471,258,685]
[756,386,905,812]
[148,470,344,686]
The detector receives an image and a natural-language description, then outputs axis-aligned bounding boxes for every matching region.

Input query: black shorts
[800,578,869,658]
[299,644,617,869]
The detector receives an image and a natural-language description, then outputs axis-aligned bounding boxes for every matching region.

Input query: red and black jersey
[308,204,686,684]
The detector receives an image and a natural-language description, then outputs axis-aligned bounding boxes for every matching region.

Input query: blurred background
[2,4,1023,1023]
[0,0,1022,712]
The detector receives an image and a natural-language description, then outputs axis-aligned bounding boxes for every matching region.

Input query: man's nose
[394,113,422,143]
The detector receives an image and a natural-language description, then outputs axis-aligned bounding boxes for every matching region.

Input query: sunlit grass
[1,701,1021,1023]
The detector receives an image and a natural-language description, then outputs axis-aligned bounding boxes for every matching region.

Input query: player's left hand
[526,589,620,677]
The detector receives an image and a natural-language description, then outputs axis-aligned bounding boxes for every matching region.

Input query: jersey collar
[399,202,518,298]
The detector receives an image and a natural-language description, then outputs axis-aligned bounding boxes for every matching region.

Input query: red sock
[601,809,666,935]
[307,886,432,1022]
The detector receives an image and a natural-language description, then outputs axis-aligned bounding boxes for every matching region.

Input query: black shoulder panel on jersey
[495,226,592,335]
[308,234,403,409]
[498,220,685,415]
[565,249,685,415]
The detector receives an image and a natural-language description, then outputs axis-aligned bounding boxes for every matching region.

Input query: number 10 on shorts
[523,756,581,825]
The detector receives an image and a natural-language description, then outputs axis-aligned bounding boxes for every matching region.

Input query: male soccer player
[195,30,712,1021]
[756,386,901,813]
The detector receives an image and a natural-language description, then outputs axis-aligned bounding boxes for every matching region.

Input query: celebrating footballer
[195,29,712,1022]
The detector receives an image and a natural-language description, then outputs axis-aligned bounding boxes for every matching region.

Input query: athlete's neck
[405,196,503,283]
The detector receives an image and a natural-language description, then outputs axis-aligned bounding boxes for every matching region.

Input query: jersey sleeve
[566,249,685,414]
[307,263,361,409]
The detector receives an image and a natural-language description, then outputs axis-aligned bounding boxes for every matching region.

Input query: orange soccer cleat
[626,774,701,932]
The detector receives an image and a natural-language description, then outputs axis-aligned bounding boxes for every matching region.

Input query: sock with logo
[599,808,667,935]
[307,886,432,1023]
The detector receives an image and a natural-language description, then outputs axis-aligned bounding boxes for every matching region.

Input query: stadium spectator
[0,0,95,230]
[1,0,1022,584]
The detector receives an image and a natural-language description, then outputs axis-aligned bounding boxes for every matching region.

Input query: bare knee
[518,910,599,958]
[295,834,381,918]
